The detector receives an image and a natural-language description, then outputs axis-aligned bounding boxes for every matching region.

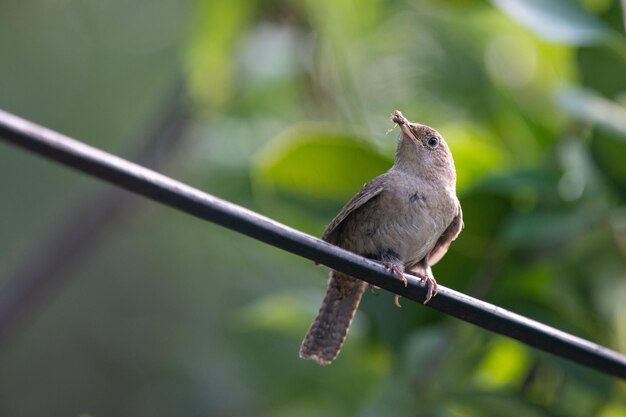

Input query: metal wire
[1,108,625,379]
[0,82,189,344]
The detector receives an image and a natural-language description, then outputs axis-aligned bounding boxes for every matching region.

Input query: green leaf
[252,123,393,201]
[474,337,530,389]
[492,0,609,45]
[236,291,316,335]
[185,0,255,107]
[598,403,626,417]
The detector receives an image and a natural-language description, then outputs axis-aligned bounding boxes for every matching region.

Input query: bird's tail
[299,271,366,365]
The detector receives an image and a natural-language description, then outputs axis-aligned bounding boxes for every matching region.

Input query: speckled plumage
[299,111,463,365]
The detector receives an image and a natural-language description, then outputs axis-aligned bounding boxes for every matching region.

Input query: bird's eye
[426,136,439,148]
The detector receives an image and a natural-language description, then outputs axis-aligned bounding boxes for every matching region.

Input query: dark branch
[0,109,625,379]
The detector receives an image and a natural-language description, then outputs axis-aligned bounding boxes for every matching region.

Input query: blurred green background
[1,0,626,415]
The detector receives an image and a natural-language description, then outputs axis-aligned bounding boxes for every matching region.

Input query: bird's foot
[415,273,438,304]
[383,262,407,287]
[382,262,406,308]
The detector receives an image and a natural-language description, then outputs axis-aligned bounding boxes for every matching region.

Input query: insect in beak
[391,110,419,143]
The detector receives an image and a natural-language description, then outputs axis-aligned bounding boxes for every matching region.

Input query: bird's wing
[321,175,386,245]
[428,202,463,266]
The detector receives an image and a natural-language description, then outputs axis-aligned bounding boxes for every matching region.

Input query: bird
[299,110,463,365]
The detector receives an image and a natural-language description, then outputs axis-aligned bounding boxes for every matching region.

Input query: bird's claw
[383,262,407,308]
[419,274,438,304]
[384,262,407,287]
[394,294,402,308]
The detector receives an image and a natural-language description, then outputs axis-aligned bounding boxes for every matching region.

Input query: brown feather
[321,176,386,245]
[428,204,463,266]
[299,272,366,365]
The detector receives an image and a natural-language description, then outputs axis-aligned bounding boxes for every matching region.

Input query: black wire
[0,81,189,344]
[1,108,625,379]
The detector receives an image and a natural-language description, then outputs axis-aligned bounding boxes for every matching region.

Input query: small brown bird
[299,110,463,365]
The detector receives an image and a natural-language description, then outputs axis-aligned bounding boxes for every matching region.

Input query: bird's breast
[373,180,456,264]
[336,175,457,266]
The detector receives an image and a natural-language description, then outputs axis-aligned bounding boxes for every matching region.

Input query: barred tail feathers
[299,271,366,365]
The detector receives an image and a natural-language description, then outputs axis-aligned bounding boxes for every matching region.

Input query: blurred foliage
[1,0,626,416]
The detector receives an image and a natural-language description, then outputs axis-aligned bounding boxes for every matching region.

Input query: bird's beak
[391,110,419,143]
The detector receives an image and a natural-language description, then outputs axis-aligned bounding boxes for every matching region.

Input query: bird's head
[391,110,456,185]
